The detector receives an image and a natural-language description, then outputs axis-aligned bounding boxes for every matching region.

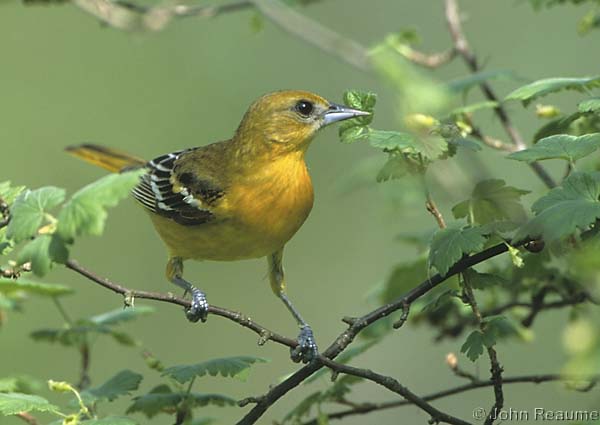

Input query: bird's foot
[290,325,318,364]
[186,287,209,323]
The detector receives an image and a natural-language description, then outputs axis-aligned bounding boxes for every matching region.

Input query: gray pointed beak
[322,103,371,126]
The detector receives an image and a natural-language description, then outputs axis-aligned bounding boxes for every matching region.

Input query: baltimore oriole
[66,90,369,363]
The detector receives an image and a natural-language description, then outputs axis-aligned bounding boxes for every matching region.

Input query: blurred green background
[1,0,599,423]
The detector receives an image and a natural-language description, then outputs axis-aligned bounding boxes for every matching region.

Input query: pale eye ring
[294,100,314,117]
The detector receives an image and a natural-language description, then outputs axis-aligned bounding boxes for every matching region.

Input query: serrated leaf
[57,171,142,240]
[88,306,155,326]
[0,392,59,415]
[6,187,65,243]
[0,376,42,394]
[508,133,600,163]
[340,90,375,131]
[515,172,600,242]
[31,322,139,347]
[81,417,138,425]
[366,130,416,151]
[339,125,370,144]
[532,112,584,142]
[282,391,322,424]
[448,137,482,152]
[126,385,235,418]
[447,70,521,94]
[162,356,268,384]
[452,179,530,225]
[17,235,52,277]
[460,330,485,361]
[505,76,600,106]
[83,370,143,402]
[578,97,600,113]
[428,226,487,276]
[0,182,26,205]
[381,258,428,303]
[463,269,508,290]
[0,278,73,297]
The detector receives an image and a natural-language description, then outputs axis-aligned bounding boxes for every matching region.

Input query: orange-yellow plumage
[66,90,369,363]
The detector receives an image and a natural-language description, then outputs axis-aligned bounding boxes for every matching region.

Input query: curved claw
[186,288,209,323]
[290,325,318,363]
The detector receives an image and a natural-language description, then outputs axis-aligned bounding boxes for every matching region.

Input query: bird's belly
[149,187,313,261]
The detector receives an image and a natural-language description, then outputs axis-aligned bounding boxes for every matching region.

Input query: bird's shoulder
[132,141,231,226]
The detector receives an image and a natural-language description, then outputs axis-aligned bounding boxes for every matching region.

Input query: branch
[443,0,556,189]
[320,358,472,425]
[398,47,458,69]
[64,259,298,349]
[460,273,503,425]
[435,288,593,341]
[15,413,38,425]
[237,241,522,424]
[300,373,600,424]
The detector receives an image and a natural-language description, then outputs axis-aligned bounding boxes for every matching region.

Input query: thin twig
[15,413,38,425]
[461,273,503,425]
[425,191,447,229]
[64,259,298,349]
[401,47,457,69]
[443,0,556,189]
[300,373,600,424]
[320,358,472,425]
[237,241,523,424]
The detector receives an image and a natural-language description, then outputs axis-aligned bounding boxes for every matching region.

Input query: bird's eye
[294,100,314,117]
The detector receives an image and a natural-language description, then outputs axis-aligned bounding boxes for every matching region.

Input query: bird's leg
[268,249,318,363]
[166,256,208,323]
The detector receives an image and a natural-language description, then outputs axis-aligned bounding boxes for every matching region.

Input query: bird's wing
[132,148,225,226]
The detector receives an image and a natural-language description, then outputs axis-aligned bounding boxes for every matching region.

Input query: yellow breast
[150,152,314,261]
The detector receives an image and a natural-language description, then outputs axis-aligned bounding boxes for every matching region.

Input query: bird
[66,90,369,363]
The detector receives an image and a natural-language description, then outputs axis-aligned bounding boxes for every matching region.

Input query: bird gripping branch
[66,90,369,363]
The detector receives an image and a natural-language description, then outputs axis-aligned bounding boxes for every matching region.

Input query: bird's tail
[66,144,147,173]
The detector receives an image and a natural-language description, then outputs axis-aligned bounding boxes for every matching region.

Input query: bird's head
[235,90,370,155]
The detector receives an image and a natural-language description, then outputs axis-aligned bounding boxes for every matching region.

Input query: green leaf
[0,392,59,415]
[448,137,482,152]
[463,269,508,290]
[339,125,370,144]
[452,179,530,225]
[83,370,143,402]
[81,417,138,425]
[126,385,235,418]
[6,187,65,243]
[460,330,485,361]
[0,278,73,297]
[366,130,416,151]
[30,308,147,347]
[428,226,487,276]
[88,306,155,326]
[381,258,428,303]
[508,133,600,163]
[0,182,26,205]
[578,97,600,113]
[17,235,52,277]
[339,90,375,134]
[0,376,42,394]
[515,172,600,242]
[447,70,521,94]
[505,76,600,107]
[162,356,268,384]
[532,112,584,142]
[57,171,142,241]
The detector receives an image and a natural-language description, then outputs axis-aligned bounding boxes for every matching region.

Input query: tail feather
[66,144,147,173]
